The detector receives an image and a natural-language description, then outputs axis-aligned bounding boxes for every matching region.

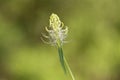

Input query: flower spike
[42,13,75,80]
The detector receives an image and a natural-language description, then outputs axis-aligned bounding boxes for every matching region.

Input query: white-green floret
[44,13,68,47]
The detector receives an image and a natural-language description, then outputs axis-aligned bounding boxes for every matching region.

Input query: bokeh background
[0,0,120,80]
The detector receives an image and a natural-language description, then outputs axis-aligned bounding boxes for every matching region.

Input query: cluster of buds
[42,13,68,47]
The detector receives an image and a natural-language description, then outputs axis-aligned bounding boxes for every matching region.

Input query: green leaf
[58,47,66,74]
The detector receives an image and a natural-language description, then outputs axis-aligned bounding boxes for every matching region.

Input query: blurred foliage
[0,0,120,80]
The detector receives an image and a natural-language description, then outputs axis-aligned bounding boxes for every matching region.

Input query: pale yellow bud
[49,13,62,31]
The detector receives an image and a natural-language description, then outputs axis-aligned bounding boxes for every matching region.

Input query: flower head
[42,13,68,47]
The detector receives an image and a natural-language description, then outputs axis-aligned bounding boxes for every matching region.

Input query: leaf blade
[58,47,66,74]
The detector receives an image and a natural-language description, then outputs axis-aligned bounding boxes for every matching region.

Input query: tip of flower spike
[50,13,58,18]
[49,13,61,30]
[50,13,59,22]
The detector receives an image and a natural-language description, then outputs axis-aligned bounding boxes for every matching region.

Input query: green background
[0,0,120,80]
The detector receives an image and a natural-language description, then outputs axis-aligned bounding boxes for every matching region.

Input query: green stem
[58,47,66,73]
[64,57,75,80]
[58,46,75,80]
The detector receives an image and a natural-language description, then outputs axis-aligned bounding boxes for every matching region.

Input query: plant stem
[64,57,75,80]
[58,47,66,73]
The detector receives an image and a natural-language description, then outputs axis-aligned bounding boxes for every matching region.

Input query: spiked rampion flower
[43,13,68,47]
[42,13,75,80]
